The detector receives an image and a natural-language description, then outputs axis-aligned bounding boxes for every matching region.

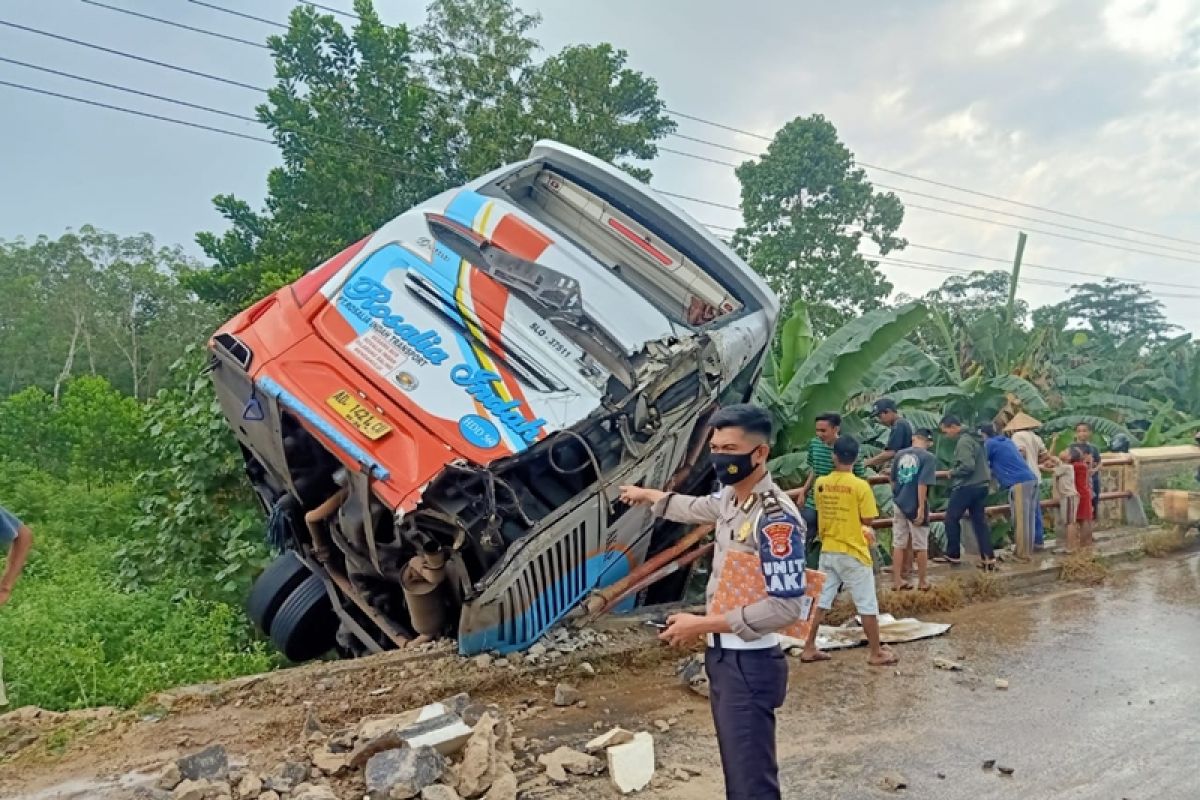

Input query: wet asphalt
[765,553,1200,799]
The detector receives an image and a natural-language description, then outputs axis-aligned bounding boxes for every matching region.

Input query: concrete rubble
[676,653,710,697]
[552,683,583,707]
[606,732,656,795]
[131,692,533,800]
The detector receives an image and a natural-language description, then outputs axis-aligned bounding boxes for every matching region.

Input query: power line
[698,220,1200,291]
[665,111,1200,250]
[7,73,1200,307]
[904,243,1200,291]
[0,20,269,92]
[114,5,1200,253]
[298,1,360,20]
[0,79,272,143]
[903,203,1200,266]
[78,1,270,49]
[185,0,286,29]
[874,182,1200,257]
[0,77,445,185]
[182,0,1200,249]
[655,137,1200,259]
[0,56,259,122]
[870,255,1200,299]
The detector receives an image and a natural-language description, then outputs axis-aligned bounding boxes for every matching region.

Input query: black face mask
[711,450,761,485]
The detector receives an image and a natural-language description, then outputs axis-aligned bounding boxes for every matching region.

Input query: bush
[119,347,267,603]
[0,464,275,710]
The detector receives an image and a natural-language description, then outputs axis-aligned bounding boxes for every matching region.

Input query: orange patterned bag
[709,550,826,641]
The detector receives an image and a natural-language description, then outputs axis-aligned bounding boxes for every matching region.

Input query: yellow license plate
[327,390,392,440]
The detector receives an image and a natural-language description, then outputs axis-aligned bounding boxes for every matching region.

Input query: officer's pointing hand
[618,485,663,506]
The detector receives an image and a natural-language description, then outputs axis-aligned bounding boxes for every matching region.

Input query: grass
[1059,549,1109,585]
[1142,527,1189,557]
[0,464,276,711]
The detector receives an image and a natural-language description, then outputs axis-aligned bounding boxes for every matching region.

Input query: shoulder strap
[753,491,806,599]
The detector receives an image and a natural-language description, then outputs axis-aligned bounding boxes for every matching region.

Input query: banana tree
[755,300,930,469]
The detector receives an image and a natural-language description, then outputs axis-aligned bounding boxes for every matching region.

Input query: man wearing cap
[889,428,937,590]
[619,404,805,800]
[866,398,913,470]
[1006,413,1052,549]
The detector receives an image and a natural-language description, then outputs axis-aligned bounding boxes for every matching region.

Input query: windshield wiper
[425,213,583,319]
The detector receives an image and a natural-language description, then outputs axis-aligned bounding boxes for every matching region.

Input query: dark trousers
[706,646,789,800]
[945,483,992,560]
[800,506,820,569]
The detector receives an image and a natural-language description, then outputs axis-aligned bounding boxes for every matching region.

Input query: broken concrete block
[933,657,964,671]
[676,654,710,697]
[292,786,338,800]
[309,747,350,776]
[235,773,262,799]
[170,780,210,800]
[351,705,473,767]
[365,746,446,800]
[584,727,634,753]
[262,761,308,793]
[176,745,229,782]
[553,683,582,707]
[607,732,655,794]
[157,763,182,791]
[994,678,1009,690]
[538,746,603,784]
[879,772,907,792]
[481,766,517,800]
[456,712,501,798]
[421,784,463,800]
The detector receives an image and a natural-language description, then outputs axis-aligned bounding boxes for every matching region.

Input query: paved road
[780,553,1199,799]
[644,552,1200,800]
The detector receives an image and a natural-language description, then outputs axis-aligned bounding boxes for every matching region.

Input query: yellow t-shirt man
[814,471,879,566]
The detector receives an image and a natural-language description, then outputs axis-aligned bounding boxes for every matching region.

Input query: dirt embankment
[1,623,716,799]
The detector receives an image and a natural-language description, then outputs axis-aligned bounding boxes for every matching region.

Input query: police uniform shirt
[651,474,807,641]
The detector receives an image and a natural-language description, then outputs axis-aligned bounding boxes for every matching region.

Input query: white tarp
[777,614,952,653]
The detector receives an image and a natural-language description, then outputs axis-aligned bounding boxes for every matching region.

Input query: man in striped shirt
[786,412,866,567]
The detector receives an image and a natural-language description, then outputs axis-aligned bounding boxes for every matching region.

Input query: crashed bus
[208,141,778,660]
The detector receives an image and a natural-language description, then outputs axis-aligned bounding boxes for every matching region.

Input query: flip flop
[977,562,999,572]
[869,653,900,667]
[932,556,961,565]
[800,652,832,663]
[918,585,932,592]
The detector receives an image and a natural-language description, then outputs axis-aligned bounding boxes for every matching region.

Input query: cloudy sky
[2,0,1199,331]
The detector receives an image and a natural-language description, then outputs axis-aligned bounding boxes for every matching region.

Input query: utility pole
[1005,231,1027,329]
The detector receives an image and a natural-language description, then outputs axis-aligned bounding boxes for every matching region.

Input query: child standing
[1050,453,1080,551]
[1071,446,1095,547]
[799,436,897,667]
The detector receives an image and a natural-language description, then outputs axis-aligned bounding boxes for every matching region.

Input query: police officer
[620,404,805,800]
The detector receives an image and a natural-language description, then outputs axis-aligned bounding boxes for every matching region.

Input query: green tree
[733,115,906,334]
[1034,277,1175,346]
[193,0,674,312]
[0,227,213,399]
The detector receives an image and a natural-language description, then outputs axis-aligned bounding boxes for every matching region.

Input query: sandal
[918,584,932,591]
[977,561,999,572]
[932,556,961,565]
[893,583,914,592]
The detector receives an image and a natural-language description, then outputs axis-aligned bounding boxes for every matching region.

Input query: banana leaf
[775,302,929,452]
[989,374,1049,412]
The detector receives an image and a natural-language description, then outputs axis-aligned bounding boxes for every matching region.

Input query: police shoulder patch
[754,492,806,599]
